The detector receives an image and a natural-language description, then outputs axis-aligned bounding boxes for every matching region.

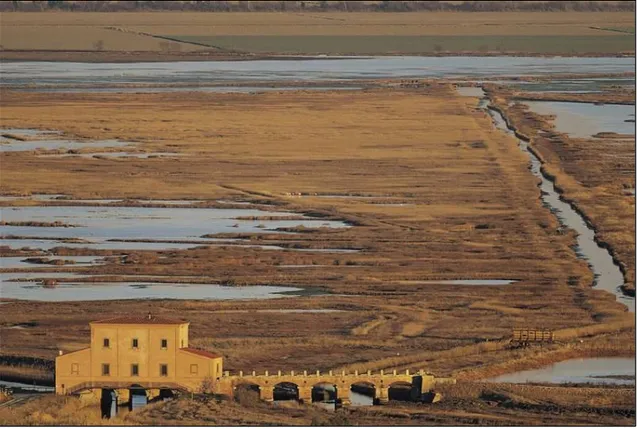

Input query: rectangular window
[102,363,110,376]
[103,338,110,348]
[132,338,139,349]
[160,364,168,377]
[190,364,198,375]
[131,364,139,376]
[161,339,168,349]
[71,363,79,375]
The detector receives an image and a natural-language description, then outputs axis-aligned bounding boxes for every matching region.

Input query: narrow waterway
[480,95,634,312]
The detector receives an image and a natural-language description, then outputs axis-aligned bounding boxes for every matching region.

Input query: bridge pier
[375,387,389,404]
[261,387,274,402]
[298,387,312,403]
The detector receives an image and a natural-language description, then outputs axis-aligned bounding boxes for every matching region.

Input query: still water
[1,138,135,153]
[523,101,635,138]
[0,272,307,302]
[487,357,635,385]
[2,57,633,86]
[0,205,348,242]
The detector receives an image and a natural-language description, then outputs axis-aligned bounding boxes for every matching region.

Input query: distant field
[170,35,636,55]
[0,26,205,52]
[0,11,634,56]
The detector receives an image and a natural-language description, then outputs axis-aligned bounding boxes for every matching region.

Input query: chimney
[147,312,152,320]
[59,350,63,356]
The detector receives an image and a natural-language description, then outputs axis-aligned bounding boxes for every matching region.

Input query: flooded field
[0,280,306,302]
[0,256,105,269]
[487,357,635,385]
[0,205,348,248]
[37,151,185,159]
[0,139,134,153]
[523,101,635,138]
[0,272,309,302]
[1,57,633,86]
[0,238,203,251]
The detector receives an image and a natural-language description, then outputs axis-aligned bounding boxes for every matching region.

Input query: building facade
[55,314,223,395]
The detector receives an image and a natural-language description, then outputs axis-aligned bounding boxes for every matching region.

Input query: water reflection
[0,206,349,248]
[38,152,186,159]
[0,134,135,153]
[523,101,635,138]
[487,357,635,385]
[0,272,306,302]
[2,57,633,86]
[0,255,105,269]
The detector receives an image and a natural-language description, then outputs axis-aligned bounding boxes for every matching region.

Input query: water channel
[476,92,634,312]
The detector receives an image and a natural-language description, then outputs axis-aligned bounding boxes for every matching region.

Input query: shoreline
[1,50,635,63]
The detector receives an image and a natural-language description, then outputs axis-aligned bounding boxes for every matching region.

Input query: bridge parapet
[215,368,454,402]
[222,368,425,379]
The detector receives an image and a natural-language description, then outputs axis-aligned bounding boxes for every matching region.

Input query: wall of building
[55,322,223,395]
[55,348,91,394]
[88,324,186,384]
[175,351,223,391]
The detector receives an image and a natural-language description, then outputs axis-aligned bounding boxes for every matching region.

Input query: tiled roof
[181,347,222,359]
[91,314,187,325]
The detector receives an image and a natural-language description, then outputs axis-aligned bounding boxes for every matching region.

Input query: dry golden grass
[0,395,128,426]
[0,86,632,401]
[2,384,634,426]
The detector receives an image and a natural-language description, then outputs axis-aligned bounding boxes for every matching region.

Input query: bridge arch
[128,384,148,411]
[349,381,375,406]
[233,381,262,404]
[273,381,300,402]
[311,381,338,403]
[388,381,413,402]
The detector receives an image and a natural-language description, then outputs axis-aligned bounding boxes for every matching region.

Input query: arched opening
[273,382,300,402]
[100,388,118,419]
[234,382,261,405]
[311,382,338,410]
[129,384,148,411]
[350,381,375,406]
[388,381,413,402]
[158,388,175,401]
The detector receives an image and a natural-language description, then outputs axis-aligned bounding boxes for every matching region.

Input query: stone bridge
[215,369,455,404]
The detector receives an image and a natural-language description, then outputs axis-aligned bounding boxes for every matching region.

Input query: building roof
[180,347,222,359]
[91,314,188,325]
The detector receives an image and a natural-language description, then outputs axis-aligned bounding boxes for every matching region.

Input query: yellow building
[55,314,223,395]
